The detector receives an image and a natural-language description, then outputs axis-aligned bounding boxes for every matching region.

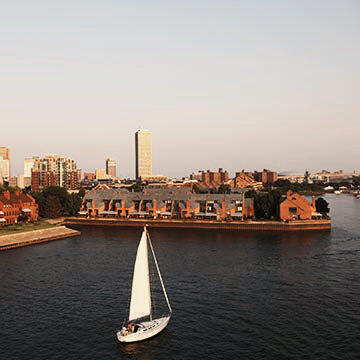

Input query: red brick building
[31,155,79,191]
[84,172,96,181]
[0,191,38,226]
[254,169,278,184]
[191,168,229,188]
[229,171,262,189]
[279,190,316,221]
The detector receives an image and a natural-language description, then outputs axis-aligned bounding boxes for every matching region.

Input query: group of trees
[351,176,360,188]
[31,186,85,219]
[245,189,282,220]
[271,179,324,194]
[0,184,21,194]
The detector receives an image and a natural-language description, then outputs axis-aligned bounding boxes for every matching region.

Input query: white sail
[129,229,151,321]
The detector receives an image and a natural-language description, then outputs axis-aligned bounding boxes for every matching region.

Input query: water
[0,194,359,359]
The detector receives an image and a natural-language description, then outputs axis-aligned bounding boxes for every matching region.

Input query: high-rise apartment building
[0,147,10,180]
[24,157,37,178]
[31,154,79,191]
[135,129,152,179]
[106,158,116,178]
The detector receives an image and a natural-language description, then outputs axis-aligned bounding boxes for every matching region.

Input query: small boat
[334,190,341,195]
[116,227,172,343]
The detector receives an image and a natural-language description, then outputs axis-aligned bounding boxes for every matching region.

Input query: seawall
[63,217,331,232]
[0,226,81,251]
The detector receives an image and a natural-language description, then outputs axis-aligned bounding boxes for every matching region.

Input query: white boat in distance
[116,227,172,343]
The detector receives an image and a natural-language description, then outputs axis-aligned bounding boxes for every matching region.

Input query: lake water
[0,194,359,359]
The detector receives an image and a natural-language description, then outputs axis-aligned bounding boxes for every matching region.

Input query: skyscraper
[0,147,10,179]
[106,158,116,178]
[135,129,152,179]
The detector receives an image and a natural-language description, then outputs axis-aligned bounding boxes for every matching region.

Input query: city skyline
[2,1,360,177]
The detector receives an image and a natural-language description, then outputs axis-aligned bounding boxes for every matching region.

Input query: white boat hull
[117,316,171,343]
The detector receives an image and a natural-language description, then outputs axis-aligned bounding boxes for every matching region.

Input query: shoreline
[0,226,81,251]
[63,217,331,232]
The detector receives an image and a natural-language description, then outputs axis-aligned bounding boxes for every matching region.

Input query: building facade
[135,129,152,179]
[95,169,108,180]
[0,157,10,183]
[0,147,10,180]
[230,171,262,189]
[80,188,254,221]
[106,158,116,178]
[279,190,317,221]
[254,169,278,184]
[31,155,79,191]
[0,191,38,226]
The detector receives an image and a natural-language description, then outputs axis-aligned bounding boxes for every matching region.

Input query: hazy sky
[1,0,359,178]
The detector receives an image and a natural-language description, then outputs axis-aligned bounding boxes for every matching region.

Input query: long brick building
[0,191,38,226]
[80,187,254,221]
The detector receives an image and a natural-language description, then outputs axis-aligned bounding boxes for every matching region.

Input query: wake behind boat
[116,227,172,343]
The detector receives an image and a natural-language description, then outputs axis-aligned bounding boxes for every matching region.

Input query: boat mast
[146,228,172,314]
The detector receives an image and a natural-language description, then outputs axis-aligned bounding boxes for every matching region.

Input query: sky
[1,0,359,178]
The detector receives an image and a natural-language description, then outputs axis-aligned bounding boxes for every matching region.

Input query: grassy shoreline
[0,219,57,236]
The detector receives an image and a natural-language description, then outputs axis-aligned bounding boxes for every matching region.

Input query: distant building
[31,154,79,191]
[106,158,116,178]
[0,191,38,226]
[0,156,10,182]
[84,172,96,181]
[8,176,18,187]
[140,175,168,183]
[95,169,108,180]
[230,171,261,189]
[17,174,25,189]
[189,171,203,181]
[254,169,278,184]
[135,129,152,179]
[77,169,82,182]
[0,147,10,178]
[190,168,229,188]
[24,157,37,178]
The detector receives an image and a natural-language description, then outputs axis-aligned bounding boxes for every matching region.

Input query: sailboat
[116,226,172,343]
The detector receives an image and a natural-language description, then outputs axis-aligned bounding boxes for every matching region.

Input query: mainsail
[129,230,151,321]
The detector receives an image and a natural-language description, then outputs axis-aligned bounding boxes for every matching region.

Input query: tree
[316,197,330,214]
[44,195,62,218]
[245,189,257,199]
[353,176,360,188]
[42,186,68,209]
[130,181,143,192]
[78,188,86,198]
[30,191,46,217]
[218,184,231,194]
[64,193,83,216]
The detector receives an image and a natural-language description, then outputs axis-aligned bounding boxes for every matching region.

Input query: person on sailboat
[122,326,128,336]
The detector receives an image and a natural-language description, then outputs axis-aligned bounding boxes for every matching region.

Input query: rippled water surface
[1,194,359,359]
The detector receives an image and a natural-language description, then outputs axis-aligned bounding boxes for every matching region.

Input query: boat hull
[117,316,171,343]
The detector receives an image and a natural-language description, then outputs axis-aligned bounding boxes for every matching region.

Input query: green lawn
[0,219,56,236]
